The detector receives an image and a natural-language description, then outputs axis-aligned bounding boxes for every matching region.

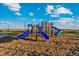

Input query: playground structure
[17,21,62,41]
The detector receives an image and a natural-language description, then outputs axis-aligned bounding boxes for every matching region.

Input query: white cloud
[15,12,22,16]
[46,5,73,17]
[0,21,12,24]
[58,18,74,23]
[53,18,79,29]
[29,12,34,16]
[45,5,75,29]
[46,5,54,14]
[3,3,22,16]
[3,3,21,12]
[50,18,73,25]
[55,7,73,15]
[50,14,59,17]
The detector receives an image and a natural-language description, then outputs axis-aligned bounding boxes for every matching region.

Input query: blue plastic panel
[17,30,32,39]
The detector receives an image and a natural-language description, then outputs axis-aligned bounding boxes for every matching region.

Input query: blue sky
[0,3,79,29]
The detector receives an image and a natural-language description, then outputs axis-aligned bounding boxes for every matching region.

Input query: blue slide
[51,26,62,36]
[39,31,49,40]
[17,30,32,39]
[38,26,49,40]
[54,29,62,36]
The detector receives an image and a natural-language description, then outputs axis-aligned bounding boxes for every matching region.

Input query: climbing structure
[17,21,62,41]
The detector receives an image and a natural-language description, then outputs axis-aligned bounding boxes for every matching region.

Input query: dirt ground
[0,35,79,56]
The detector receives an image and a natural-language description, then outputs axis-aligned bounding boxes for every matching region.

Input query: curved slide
[54,29,62,36]
[38,26,49,40]
[39,31,49,40]
[51,26,62,36]
[17,30,32,39]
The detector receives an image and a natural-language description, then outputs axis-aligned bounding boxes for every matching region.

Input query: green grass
[62,29,79,35]
[0,29,79,35]
[0,31,24,34]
